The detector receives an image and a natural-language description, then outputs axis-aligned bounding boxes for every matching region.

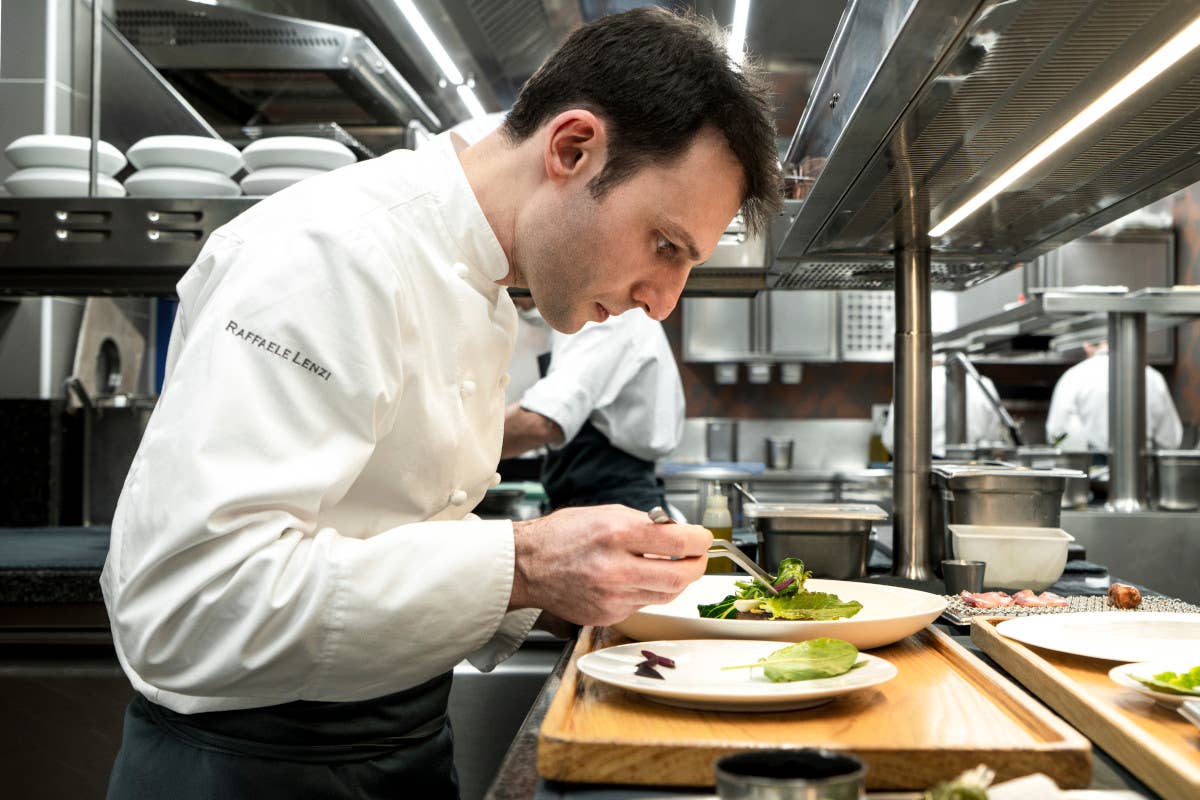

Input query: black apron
[536,353,666,512]
[107,672,458,800]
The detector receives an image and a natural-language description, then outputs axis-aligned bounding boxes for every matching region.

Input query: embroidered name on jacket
[225,320,333,382]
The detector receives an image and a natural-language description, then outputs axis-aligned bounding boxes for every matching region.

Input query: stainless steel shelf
[773,0,1200,290]
[0,197,258,295]
[933,289,1200,355]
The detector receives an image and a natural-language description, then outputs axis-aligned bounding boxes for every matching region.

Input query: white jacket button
[450,489,468,506]
[499,373,511,389]
[490,472,502,487]
[460,379,477,398]
[453,262,470,278]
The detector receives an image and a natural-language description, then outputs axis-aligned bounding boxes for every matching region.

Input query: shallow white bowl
[240,167,325,196]
[4,134,126,175]
[1109,661,1200,708]
[127,135,243,175]
[950,524,1074,591]
[241,137,355,171]
[4,167,125,197]
[124,167,240,198]
[612,576,946,650]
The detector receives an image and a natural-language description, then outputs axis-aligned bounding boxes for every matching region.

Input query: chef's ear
[542,109,607,184]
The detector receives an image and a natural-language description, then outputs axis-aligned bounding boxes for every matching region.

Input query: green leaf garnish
[722,638,861,682]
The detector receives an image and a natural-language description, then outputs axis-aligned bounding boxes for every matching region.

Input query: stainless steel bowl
[1014,446,1092,508]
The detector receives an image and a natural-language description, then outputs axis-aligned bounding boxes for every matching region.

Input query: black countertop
[0,526,109,603]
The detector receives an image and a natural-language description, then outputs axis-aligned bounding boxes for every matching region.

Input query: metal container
[929,465,1082,575]
[766,437,794,470]
[1150,450,1200,511]
[705,421,738,462]
[1014,446,1092,508]
[745,502,888,580]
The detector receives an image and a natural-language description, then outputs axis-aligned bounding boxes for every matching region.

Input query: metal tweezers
[647,507,778,596]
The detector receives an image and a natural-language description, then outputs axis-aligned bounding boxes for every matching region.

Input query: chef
[880,360,1008,457]
[102,7,781,798]
[500,302,685,511]
[1046,341,1183,451]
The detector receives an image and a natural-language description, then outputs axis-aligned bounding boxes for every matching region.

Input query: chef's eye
[656,235,677,256]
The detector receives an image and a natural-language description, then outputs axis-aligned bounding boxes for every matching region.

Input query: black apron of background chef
[106,671,458,800]
[536,352,666,512]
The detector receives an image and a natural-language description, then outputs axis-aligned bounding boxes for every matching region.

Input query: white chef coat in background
[519,309,685,462]
[101,133,540,714]
[507,307,553,405]
[1046,352,1183,451]
[881,364,1008,457]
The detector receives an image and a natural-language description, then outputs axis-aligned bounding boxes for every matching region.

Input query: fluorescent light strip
[930,12,1200,237]
[456,84,487,120]
[396,0,464,86]
[728,0,751,64]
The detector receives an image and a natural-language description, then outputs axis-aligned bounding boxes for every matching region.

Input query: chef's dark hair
[502,7,781,235]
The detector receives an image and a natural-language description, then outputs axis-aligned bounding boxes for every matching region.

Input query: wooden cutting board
[972,616,1200,800]
[537,625,1091,789]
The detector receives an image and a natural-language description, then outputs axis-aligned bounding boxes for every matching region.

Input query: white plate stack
[239,137,356,196]
[124,136,243,197]
[3,134,127,197]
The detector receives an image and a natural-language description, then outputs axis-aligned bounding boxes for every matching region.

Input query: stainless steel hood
[774,0,1200,290]
[112,0,440,132]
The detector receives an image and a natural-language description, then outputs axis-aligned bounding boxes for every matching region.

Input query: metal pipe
[944,352,968,446]
[947,351,1024,446]
[1107,312,1147,512]
[88,0,103,197]
[893,242,933,581]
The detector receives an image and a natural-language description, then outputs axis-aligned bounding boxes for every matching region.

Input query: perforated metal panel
[772,260,1014,290]
[840,292,895,362]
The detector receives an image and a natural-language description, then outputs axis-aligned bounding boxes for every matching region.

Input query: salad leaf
[697,594,740,619]
[772,558,813,594]
[723,637,861,682]
[761,592,863,621]
[1132,665,1200,696]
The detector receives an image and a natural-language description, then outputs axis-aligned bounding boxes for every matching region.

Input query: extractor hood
[774,0,1200,290]
[112,0,440,132]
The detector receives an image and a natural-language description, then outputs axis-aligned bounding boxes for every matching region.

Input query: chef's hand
[508,505,712,626]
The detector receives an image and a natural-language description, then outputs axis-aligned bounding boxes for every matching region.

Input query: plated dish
[612,575,945,649]
[1108,662,1200,708]
[996,612,1200,662]
[576,638,897,712]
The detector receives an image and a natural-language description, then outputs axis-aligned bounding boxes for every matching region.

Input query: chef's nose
[632,271,688,321]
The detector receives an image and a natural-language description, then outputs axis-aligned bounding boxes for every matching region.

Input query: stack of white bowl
[239,136,356,196]
[3,134,127,197]
[124,136,243,197]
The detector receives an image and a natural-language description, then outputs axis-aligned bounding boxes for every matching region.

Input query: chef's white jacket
[881,364,1008,457]
[519,309,685,462]
[101,133,540,714]
[1045,352,1183,451]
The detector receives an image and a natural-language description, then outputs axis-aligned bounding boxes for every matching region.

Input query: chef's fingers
[624,520,713,559]
[622,552,709,596]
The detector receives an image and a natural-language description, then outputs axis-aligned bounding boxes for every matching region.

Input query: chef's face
[514,114,744,333]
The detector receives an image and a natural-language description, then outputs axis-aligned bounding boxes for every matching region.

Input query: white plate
[240,167,325,196]
[997,612,1200,662]
[611,576,946,650]
[3,167,125,197]
[1108,662,1200,708]
[127,135,243,175]
[577,639,897,712]
[241,137,355,171]
[124,167,240,198]
[4,134,126,175]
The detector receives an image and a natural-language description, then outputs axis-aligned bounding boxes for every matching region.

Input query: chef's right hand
[508,504,712,626]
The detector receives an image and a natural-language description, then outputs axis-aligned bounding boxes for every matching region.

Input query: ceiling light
[456,84,487,120]
[930,11,1200,237]
[395,0,464,86]
[727,0,751,65]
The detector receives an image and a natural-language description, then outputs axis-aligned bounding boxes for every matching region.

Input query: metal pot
[1014,446,1092,508]
[765,437,794,470]
[745,502,887,579]
[1150,450,1200,511]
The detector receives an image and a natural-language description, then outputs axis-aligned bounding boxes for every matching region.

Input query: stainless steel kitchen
[2,1,1200,798]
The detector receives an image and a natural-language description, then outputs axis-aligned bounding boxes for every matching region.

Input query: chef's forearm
[501,404,564,458]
